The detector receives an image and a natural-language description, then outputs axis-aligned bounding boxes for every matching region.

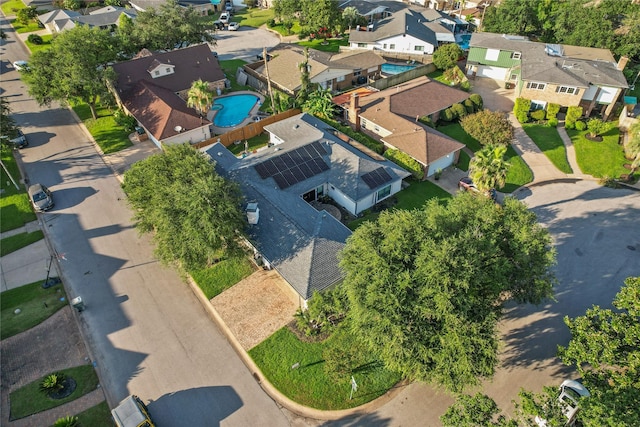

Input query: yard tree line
[441,276,640,427]
[22,0,214,119]
[483,0,640,64]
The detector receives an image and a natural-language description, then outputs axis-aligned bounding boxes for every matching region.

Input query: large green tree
[432,43,464,71]
[302,88,335,120]
[130,0,214,51]
[0,97,19,145]
[122,144,245,269]
[469,144,510,192]
[23,25,119,120]
[300,0,342,36]
[460,109,514,147]
[441,393,518,427]
[272,0,301,22]
[339,195,556,391]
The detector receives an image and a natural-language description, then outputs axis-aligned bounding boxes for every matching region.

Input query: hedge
[565,105,583,129]
[546,103,560,120]
[514,98,531,123]
[384,148,424,180]
[321,117,384,153]
[469,94,483,110]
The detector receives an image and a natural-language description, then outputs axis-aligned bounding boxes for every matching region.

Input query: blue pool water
[457,34,471,50]
[212,94,260,127]
[381,63,416,75]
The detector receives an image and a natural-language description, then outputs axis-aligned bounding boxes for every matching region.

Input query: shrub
[586,118,609,137]
[418,116,435,128]
[451,103,467,119]
[469,93,483,110]
[514,98,531,123]
[384,148,424,179]
[546,103,560,120]
[27,34,43,45]
[441,108,455,122]
[40,372,66,395]
[267,19,276,28]
[517,112,530,124]
[16,7,38,24]
[460,80,471,92]
[463,98,475,114]
[54,416,79,427]
[565,105,583,128]
[547,117,559,127]
[113,109,137,132]
[530,109,546,121]
[575,120,586,131]
[63,0,81,10]
[460,109,514,146]
[322,117,384,153]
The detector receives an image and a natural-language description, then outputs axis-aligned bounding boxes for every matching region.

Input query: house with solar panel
[204,112,411,303]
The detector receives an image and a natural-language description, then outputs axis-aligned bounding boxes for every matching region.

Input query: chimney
[246,202,259,225]
[348,93,361,132]
[617,55,629,71]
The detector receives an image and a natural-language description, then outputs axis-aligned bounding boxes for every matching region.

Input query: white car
[228,22,239,31]
[13,60,29,71]
[535,380,590,427]
[219,12,229,24]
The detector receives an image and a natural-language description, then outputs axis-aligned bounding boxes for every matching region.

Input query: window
[510,74,518,81]
[316,185,324,197]
[526,82,546,91]
[154,70,160,76]
[337,75,345,82]
[165,67,171,73]
[377,185,391,201]
[383,43,387,49]
[354,70,362,76]
[556,85,577,95]
[389,44,396,50]
[414,45,424,52]
[357,43,367,48]
[511,52,521,59]
[530,101,546,110]
[485,48,500,61]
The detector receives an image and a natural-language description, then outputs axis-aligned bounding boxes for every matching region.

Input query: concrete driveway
[469,77,515,112]
[211,25,281,61]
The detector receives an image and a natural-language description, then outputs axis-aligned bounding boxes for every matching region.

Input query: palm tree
[186,79,214,117]
[469,144,510,192]
[303,88,336,120]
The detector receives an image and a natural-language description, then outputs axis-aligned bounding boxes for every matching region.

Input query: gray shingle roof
[205,113,411,299]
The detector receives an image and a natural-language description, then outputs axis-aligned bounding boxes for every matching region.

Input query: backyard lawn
[298,38,349,53]
[522,123,572,174]
[249,326,402,410]
[567,127,629,179]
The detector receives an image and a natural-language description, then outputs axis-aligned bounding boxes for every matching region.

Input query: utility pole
[263,47,277,113]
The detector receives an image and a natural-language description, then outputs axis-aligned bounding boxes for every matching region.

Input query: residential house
[347,8,461,56]
[344,76,467,177]
[338,0,392,24]
[111,44,225,147]
[466,32,629,118]
[38,6,137,33]
[204,112,411,303]
[129,0,216,16]
[243,44,386,96]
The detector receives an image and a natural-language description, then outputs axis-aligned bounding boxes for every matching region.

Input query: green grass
[522,123,572,174]
[567,127,629,178]
[348,180,452,230]
[437,122,483,152]
[502,146,533,192]
[76,401,114,427]
[1,230,44,256]
[71,103,132,154]
[227,133,270,155]
[219,59,255,92]
[190,255,256,299]
[297,38,349,53]
[1,148,36,233]
[1,281,67,340]
[24,34,52,53]
[233,7,276,27]
[1,0,26,16]
[11,19,42,34]
[456,150,471,171]
[10,365,100,420]
[249,327,402,410]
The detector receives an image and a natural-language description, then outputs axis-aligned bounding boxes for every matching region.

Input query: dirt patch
[211,269,300,350]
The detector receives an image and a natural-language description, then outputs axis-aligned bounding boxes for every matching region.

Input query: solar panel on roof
[291,166,305,182]
[307,159,322,174]
[310,141,327,155]
[316,158,330,171]
[254,163,270,179]
[273,173,289,189]
[298,162,313,178]
[272,156,287,172]
[281,152,296,169]
[289,149,303,164]
[281,169,297,186]
[264,160,278,176]
[362,174,377,189]
[374,167,392,184]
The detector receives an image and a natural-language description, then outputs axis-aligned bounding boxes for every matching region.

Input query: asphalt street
[1,18,290,427]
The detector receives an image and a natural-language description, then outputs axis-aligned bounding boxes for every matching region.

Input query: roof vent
[246,202,259,225]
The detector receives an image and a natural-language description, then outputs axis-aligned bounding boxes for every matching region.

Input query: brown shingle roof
[123,80,209,141]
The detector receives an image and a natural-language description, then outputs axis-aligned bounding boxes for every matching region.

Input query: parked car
[12,60,29,71]
[228,22,239,31]
[535,380,590,427]
[211,51,218,58]
[212,19,223,30]
[458,176,497,202]
[28,183,54,212]
[10,129,28,149]
[219,12,229,24]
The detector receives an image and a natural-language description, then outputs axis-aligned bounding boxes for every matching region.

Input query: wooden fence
[192,109,302,150]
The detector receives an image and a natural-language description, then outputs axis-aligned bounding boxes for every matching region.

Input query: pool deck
[207,90,266,135]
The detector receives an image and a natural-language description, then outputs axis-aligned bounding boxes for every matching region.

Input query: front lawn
[522,123,572,174]
[502,146,533,193]
[298,38,349,53]
[233,7,275,28]
[1,281,67,340]
[76,401,113,427]
[190,255,256,299]
[11,19,42,34]
[24,34,52,53]
[1,230,44,256]
[249,327,402,410]
[567,127,629,178]
[348,180,451,230]
[1,0,25,16]
[0,149,35,233]
[437,122,483,152]
[71,103,132,154]
[9,365,99,420]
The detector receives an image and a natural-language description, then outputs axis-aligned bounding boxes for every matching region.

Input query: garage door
[477,66,507,80]
[428,153,455,177]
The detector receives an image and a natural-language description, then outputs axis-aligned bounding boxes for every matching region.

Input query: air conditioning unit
[246,202,259,225]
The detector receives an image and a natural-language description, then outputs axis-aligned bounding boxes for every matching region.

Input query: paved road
[1,18,290,427]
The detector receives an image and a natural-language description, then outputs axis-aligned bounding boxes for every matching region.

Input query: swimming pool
[212,94,260,127]
[381,63,417,75]
[457,34,471,50]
